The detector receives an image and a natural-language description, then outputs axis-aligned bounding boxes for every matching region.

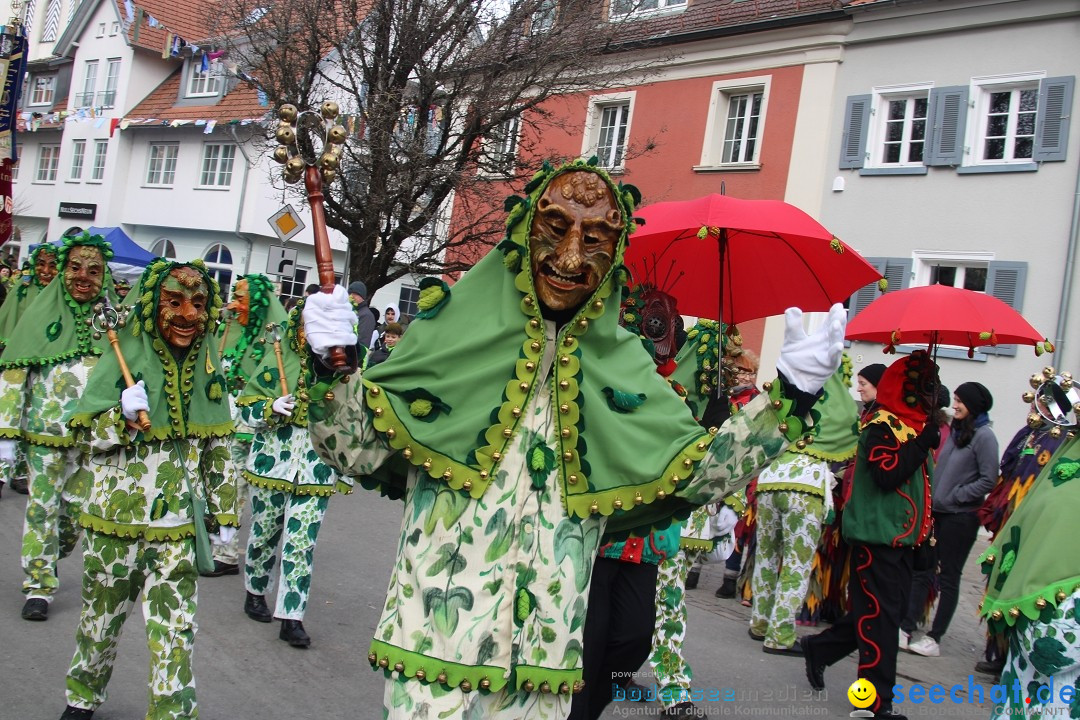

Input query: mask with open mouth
[529,170,624,314]
[35,248,59,286]
[227,278,251,326]
[63,245,105,303]
[158,268,210,349]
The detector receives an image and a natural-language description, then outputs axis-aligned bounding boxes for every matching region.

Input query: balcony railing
[74,92,95,108]
[97,90,116,108]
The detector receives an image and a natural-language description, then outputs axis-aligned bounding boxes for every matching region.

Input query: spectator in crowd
[367,322,403,367]
[305,283,321,297]
[902,382,998,658]
[856,363,886,417]
[347,280,377,350]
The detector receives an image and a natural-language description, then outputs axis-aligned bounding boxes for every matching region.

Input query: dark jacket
[355,303,377,351]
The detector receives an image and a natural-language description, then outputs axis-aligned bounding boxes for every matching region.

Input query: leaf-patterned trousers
[990,588,1080,720]
[21,443,83,599]
[243,485,328,620]
[66,530,200,720]
[213,438,251,565]
[648,548,707,709]
[750,489,825,649]
[382,674,571,719]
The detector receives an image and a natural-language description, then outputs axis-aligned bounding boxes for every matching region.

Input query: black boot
[22,598,48,621]
[715,577,736,598]
[244,592,272,623]
[59,705,94,719]
[280,619,311,648]
[685,569,700,590]
[10,474,28,494]
[202,560,239,577]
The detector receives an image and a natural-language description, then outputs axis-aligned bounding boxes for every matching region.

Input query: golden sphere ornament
[275,124,296,146]
[278,104,298,122]
[328,125,347,144]
[321,101,339,119]
[285,156,305,175]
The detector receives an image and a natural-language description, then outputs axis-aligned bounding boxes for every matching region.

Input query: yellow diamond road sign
[268,204,305,242]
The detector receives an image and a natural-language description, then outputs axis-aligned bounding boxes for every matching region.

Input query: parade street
[1,487,997,719]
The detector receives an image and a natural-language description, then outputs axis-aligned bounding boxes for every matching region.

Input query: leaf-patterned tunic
[240,400,351,496]
[308,321,790,697]
[77,407,239,539]
[0,356,99,446]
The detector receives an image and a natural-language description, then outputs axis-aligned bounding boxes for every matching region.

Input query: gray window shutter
[840,95,871,169]
[847,257,911,324]
[981,261,1028,357]
[882,258,913,294]
[926,86,969,166]
[1034,76,1074,163]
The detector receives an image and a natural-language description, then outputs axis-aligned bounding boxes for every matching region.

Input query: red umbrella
[845,284,1052,355]
[625,194,881,324]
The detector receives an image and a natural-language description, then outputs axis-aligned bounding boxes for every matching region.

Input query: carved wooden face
[227,278,251,326]
[529,171,623,314]
[157,267,210,349]
[63,246,105,303]
[639,287,680,365]
[35,250,58,285]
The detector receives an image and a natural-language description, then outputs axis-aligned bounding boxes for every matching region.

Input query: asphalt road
[0,487,998,719]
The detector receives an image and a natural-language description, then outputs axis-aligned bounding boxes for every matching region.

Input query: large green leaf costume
[69,258,233,441]
[0,244,59,348]
[359,160,715,534]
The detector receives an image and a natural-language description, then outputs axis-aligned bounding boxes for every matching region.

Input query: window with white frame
[698,78,769,169]
[77,61,97,108]
[69,140,85,180]
[150,238,176,259]
[399,285,420,319]
[36,144,60,182]
[29,75,56,106]
[972,77,1040,164]
[610,0,686,19]
[482,116,520,176]
[279,267,309,301]
[187,62,220,98]
[146,143,179,186]
[863,84,932,168]
[101,59,120,108]
[199,144,236,187]
[109,21,120,35]
[91,140,108,181]
[203,243,234,298]
[95,22,105,37]
[582,92,634,171]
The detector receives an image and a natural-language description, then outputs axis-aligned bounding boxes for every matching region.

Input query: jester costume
[212,274,289,571]
[236,297,352,644]
[63,259,237,720]
[978,421,1080,720]
[749,357,858,653]
[0,234,114,613]
[305,161,818,718]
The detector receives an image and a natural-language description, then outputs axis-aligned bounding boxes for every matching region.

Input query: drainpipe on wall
[230,125,255,274]
[1054,155,1080,364]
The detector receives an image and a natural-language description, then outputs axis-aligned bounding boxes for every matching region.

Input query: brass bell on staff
[272,102,346,186]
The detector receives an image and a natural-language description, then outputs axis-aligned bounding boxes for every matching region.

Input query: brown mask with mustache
[157,268,210,351]
[529,171,624,315]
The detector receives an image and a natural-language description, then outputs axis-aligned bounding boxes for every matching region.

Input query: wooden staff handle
[108,328,151,431]
[218,317,232,355]
[273,338,290,397]
[304,165,352,372]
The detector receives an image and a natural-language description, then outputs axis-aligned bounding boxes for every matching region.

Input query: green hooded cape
[791,354,859,463]
[68,258,234,442]
[978,433,1080,635]
[0,244,59,347]
[0,234,117,371]
[218,274,289,395]
[359,160,714,532]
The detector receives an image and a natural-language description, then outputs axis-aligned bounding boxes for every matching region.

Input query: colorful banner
[0,27,28,162]
[0,159,13,249]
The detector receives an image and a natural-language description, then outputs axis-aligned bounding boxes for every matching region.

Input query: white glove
[711,505,739,539]
[775,304,846,395]
[272,395,296,417]
[121,381,150,422]
[0,439,17,463]
[209,525,237,546]
[303,285,359,359]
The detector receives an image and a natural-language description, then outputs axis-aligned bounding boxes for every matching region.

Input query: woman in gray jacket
[902,381,999,657]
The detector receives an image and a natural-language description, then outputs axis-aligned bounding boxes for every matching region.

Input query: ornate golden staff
[267,322,290,397]
[91,301,151,431]
[273,102,352,372]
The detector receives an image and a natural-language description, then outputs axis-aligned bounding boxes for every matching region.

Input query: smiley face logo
[848,678,876,709]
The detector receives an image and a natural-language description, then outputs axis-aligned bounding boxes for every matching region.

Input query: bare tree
[213,0,668,290]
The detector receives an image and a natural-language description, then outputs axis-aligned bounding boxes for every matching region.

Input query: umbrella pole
[717,228,728,400]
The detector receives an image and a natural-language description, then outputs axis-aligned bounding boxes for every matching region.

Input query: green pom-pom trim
[503,249,521,272]
[414,277,450,320]
[409,399,433,418]
[602,386,646,413]
[515,587,535,625]
[1051,459,1079,486]
[878,278,888,291]
[1000,549,1016,575]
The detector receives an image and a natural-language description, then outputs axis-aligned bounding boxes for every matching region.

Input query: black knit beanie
[954,381,993,416]
[858,363,887,388]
